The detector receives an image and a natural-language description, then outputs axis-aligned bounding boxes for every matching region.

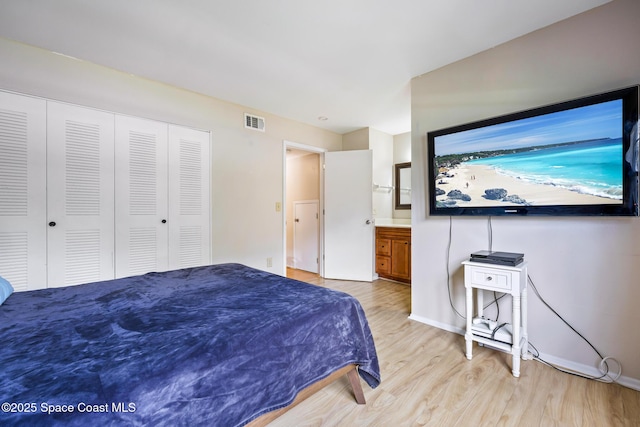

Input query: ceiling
[0,0,610,135]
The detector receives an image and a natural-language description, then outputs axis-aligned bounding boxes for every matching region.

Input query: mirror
[395,162,411,210]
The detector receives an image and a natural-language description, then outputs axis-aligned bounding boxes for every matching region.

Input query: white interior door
[115,115,169,278]
[46,102,115,287]
[324,150,373,281]
[167,125,211,269]
[293,200,319,273]
[0,92,47,291]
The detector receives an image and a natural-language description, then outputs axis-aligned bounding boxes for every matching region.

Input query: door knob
[48,221,56,227]
[365,220,371,224]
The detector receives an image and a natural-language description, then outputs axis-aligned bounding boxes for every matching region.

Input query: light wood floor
[271,268,640,427]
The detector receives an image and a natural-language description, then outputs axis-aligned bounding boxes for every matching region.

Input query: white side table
[462,260,529,377]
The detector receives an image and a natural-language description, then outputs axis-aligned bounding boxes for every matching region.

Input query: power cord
[482,287,505,321]
[487,216,493,252]
[446,216,465,319]
[492,291,500,321]
[446,216,504,320]
[484,217,503,322]
[491,322,509,340]
[527,342,621,383]
[527,275,622,383]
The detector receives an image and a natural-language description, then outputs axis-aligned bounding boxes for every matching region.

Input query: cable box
[471,318,513,344]
[470,250,524,266]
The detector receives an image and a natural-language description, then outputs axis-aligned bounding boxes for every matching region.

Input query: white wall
[393,132,411,219]
[342,128,369,150]
[343,127,395,220]
[411,0,640,387]
[370,128,394,220]
[0,38,342,276]
[393,132,411,164]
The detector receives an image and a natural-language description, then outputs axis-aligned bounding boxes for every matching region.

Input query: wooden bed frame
[247,364,365,426]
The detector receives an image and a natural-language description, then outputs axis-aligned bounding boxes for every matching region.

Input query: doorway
[283,141,325,277]
[282,142,374,281]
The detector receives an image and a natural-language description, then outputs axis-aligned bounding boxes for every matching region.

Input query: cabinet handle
[486,276,493,281]
[161,219,167,224]
[48,221,56,227]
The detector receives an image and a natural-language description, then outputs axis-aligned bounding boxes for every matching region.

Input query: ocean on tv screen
[434,138,623,208]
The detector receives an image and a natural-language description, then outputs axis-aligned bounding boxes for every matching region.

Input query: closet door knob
[161,219,167,224]
[48,221,56,227]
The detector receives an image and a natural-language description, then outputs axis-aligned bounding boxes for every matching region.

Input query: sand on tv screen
[428,86,639,216]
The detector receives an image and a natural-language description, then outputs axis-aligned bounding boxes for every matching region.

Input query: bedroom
[1,0,640,425]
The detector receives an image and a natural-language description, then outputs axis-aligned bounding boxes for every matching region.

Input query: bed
[0,263,380,426]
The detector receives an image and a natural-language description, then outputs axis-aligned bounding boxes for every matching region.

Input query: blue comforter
[0,264,380,426]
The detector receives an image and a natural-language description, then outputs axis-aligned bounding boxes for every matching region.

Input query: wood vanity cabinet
[375,227,411,284]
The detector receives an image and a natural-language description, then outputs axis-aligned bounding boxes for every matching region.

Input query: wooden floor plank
[272,269,640,426]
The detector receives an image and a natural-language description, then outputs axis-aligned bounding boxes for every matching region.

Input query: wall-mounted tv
[427,86,639,216]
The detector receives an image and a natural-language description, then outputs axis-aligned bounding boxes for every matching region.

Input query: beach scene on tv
[433,100,624,208]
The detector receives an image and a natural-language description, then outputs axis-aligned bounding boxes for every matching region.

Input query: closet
[0,91,211,291]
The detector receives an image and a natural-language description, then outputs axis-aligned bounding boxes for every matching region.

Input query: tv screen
[427,86,639,216]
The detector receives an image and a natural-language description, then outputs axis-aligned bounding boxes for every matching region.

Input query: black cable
[528,275,614,380]
[484,216,502,322]
[480,292,507,323]
[484,292,506,310]
[527,342,611,382]
[528,275,603,359]
[491,322,509,340]
[446,216,465,319]
[487,216,493,252]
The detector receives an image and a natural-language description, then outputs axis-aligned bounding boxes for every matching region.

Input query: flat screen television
[427,85,639,216]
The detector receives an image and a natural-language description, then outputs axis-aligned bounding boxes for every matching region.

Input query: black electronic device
[470,250,524,266]
[427,85,639,217]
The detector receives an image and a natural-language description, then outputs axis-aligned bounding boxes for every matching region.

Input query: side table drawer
[470,268,512,291]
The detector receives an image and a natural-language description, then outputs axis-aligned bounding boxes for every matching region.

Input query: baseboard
[407,313,465,335]
[534,351,640,391]
[407,313,640,391]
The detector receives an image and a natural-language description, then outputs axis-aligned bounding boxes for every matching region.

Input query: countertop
[374,219,411,229]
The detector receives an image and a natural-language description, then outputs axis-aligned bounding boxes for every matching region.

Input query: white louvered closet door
[0,92,47,291]
[46,102,115,288]
[168,125,211,269]
[115,116,168,279]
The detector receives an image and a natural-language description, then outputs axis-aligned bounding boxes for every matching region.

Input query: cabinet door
[390,238,411,280]
[46,102,115,287]
[0,92,47,291]
[114,115,168,278]
[167,125,211,269]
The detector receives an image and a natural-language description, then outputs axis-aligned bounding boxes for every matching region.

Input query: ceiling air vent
[244,113,265,132]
